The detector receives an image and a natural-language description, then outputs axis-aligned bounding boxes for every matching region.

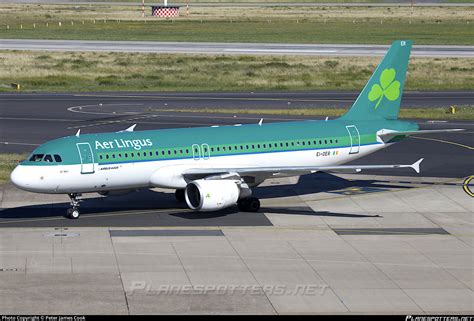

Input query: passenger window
[43,155,53,162]
[54,155,62,162]
[106,155,109,160]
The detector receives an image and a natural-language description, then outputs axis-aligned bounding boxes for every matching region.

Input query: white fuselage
[11,142,387,194]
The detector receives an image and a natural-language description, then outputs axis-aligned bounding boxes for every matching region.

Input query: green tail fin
[341,40,412,121]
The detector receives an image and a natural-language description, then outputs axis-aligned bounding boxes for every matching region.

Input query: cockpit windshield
[28,154,62,163]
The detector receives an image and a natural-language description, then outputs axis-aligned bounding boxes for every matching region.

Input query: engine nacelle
[185,179,241,212]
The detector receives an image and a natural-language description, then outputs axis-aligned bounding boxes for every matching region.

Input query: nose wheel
[66,193,82,219]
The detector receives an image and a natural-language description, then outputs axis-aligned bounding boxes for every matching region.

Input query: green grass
[1,19,472,45]
[1,51,473,92]
[0,154,26,183]
[157,106,474,120]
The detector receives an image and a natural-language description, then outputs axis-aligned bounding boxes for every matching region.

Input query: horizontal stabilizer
[378,128,464,137]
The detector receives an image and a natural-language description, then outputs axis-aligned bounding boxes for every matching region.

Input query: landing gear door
[76,143,95,174]
[346,125,360,154]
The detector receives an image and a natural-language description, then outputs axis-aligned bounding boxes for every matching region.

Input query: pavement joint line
[1,249,470,270]
[223,234,279,314]
[287,240,350,312]
[110,229,131,315]
[342,233,426,313]
[404,239,472,290]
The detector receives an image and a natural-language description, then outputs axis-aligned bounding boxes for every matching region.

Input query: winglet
[411,158,423,174]
[118,124,137,133]
[75,129,81,137]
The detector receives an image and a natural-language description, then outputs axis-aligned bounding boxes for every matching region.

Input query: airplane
[10,40,462,219]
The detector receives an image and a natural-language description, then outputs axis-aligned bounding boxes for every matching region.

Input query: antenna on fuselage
[258,118,263,126]
[75,129,81,137]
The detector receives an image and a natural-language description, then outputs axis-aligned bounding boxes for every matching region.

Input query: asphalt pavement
[1,39,473,57]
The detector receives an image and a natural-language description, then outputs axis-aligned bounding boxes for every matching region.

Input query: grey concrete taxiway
[0,173,473,314]
[1,39,473,57]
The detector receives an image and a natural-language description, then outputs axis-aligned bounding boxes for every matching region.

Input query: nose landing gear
[66,193,82,219]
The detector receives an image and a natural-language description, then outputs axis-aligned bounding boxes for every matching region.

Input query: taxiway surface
[1,39,474,57]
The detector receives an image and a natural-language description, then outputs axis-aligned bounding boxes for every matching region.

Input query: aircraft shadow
[0,172,411,220]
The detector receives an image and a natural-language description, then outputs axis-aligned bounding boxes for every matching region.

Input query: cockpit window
[54,155,62,162]
[43,155,53,162]
[29,154,44,162]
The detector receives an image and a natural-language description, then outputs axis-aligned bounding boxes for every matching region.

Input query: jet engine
[185,179,245,211]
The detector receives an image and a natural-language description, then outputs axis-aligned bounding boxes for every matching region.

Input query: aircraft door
[192,144,201,160]
[346,125,360,154]
[76,143,95,174]
[201,144,210,160]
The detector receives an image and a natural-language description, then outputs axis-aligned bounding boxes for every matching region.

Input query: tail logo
[368,68,401,109]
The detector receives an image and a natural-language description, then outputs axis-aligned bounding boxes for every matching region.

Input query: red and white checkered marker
[152,6,180,18]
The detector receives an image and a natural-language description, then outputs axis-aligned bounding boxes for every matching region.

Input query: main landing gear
[66,193,82,219]
[237,197,260,212]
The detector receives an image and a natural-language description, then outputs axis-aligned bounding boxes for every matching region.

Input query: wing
[183,158,424,179]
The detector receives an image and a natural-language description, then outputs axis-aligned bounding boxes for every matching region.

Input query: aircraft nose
[10,165,30,190]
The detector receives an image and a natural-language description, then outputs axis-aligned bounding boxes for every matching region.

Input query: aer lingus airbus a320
[10,40,462,219]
